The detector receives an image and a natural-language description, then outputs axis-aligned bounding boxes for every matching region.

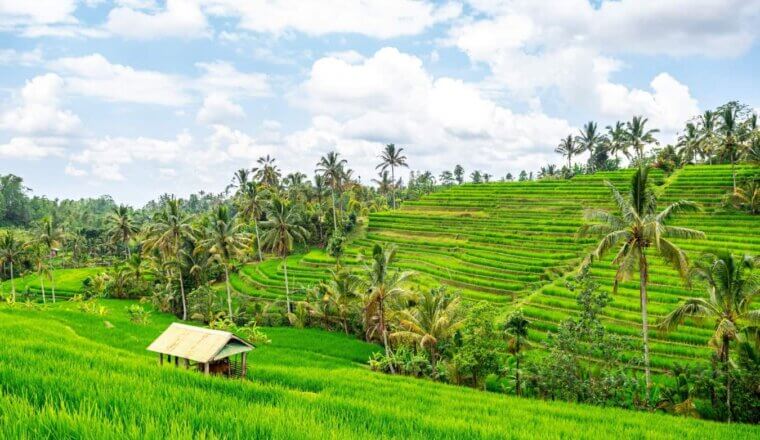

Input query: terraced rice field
[232,164,759,370]
[1,300,757,438]
[0,267,106,299]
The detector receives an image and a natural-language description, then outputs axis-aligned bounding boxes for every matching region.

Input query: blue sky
[1,0,759,205]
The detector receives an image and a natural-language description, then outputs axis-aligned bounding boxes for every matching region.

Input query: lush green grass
[0,266,106,298]
[0,300,757,439]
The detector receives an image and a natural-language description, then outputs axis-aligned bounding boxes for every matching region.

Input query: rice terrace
[1,1,760,439]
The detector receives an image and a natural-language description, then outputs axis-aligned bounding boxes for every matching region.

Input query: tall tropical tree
[504,309,530,396]
[606,121,628,162]
[716,105,742,191]
[107,205,138,259]
[30,245,50,304]
[260,198,309,313]
[576,121,605,158]
[555,135,581,170]
[319,267,361,334]
[37,216,64,303]
[0,231,25,302]
[578,167,705,400]
[316,151,347,233]
[376,144,408,209]
[372,170,393,201]
[392,287,465,371]
[361,243,414,371]
[659,253,759,423]
[236,181,267,261]
[253,155,281,188]
[625,116,660,162]
[144,199,193,320]
[677,122,703,164]
[199,205,251,319]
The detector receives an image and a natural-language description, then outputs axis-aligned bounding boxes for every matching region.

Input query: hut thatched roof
[147,323,253,363]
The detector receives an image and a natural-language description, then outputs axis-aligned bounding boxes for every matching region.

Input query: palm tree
[236,181,267,261]
[372,170,393,201]
[260,198,309,313]
[0,231,25,302]
[677,122,703,164]
[724,179,759,215]
[716,105,741,191]
[144,199,194,320]
[316,151,347,233]
[319,268,361,334]
[37,216,64,303]
[658,253,759,423]
[107,204,138,259]
[625,116,659,162]
[555,135,580,170]
[578,166,705,400]
[376,144,408,209]
[253,155,281,188]
[30,245,50,304]
[361,243,414,371]
[576,121,605,158]
[698,110,718,161]
[392,287,465,372]
[199,205,251,319]
[504,309,530,396]
[605,121,628,162]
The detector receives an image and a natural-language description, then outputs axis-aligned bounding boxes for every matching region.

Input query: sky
[1,0,759,206]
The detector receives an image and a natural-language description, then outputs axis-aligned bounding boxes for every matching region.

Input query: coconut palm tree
[677,122,703,164]
[199,205,251,319]
[392,287,465,372]
[107,204,138,259]
[143,198,194,320]
[658,252,759,422]
[316,151,348,233]
[0,231,25,302]
[30,245,50,304]
[372,170,393,201]
[376,144,408,209]
[576,121,605,158]
[555,135,580,170]
[318,267,361,334]
[37,216,64,303]
[578,166,705,401]
[716,105,742,191]
[504,309,530,396]
[253,155,281,188]
[260,198,309,314]
[361,243,414,371]
[625,116,659,162]
[698,110,718,161]
[606,121,628,163]
[235,181,267,261]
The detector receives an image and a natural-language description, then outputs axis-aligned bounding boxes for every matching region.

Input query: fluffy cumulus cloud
[0,136,66,159]
[196,93,245,124]
[0,0,78,27]
[293,47,573,179]
[105,0,209,39]
[49,53,191,106]
[71,133,193,180]
[0,73,81,136]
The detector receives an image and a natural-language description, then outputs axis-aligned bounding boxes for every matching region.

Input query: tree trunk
[378,295,395,373]
[10,261,15,302]
[125,238,131,260]
[283,257,291,314]
[331,189,339,233]
[224,266,233,319]
[391,165,396,209]
[40,272,46,304]
[254,221,263,261]
[639,252,652,404]
[723,334,732,423]
[516,354,521,396]
[50,257,56,303]
[731,154,737,193]
[179,270,187,321]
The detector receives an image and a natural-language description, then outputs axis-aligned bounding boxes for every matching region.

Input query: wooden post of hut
[146,323,255,379]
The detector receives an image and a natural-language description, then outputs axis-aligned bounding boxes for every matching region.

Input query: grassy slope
[0,300,757,439]
[230,165,760,370]
[0,267,106,298]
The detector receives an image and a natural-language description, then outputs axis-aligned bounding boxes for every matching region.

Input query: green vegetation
[1,300,757,439]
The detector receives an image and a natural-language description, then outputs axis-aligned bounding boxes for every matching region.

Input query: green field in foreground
[0,300,757,439]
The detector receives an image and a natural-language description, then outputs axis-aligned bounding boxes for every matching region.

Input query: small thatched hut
[147,323,254,378]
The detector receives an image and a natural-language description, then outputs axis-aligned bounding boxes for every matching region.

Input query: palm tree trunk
[224,266,233,319]
[10,261,15,302]
[391,165,396,209]
[378,295,395,373]
[639,252,652,403]
[331,189,338,233]
[125,237,131,260]
[40,273,46,304]
[723,334,732,423]
[283,257,291,314]
[254,221,263,261]
[50,256,56,303]
[179,270,187,321]
[516,354,521,396]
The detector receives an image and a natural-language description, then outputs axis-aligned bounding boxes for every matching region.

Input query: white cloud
[105,0,209,39]
[0,137,65,159]
[204,0,461,38]
[64,163,87,177]
[325,50,365,64]
[0,0,78,27]
[194,61,270,97]
[49,53,191,106]
[0,73,81,135]
[72,133,193,180]
[0,48,43,66]
[196,93,245,124]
